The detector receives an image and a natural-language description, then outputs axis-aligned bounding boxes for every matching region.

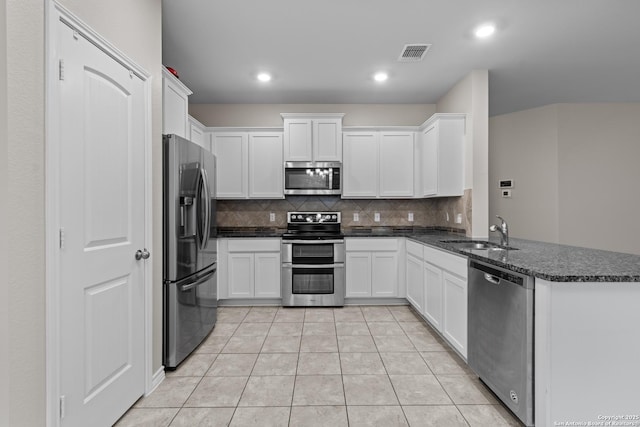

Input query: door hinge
[59,59,65,81]
[59,395,66,419]
[59,227,65,249]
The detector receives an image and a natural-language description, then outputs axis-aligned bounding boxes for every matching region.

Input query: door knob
[135,249,150,260]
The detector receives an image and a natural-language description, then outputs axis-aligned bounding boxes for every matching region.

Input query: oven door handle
[282,239,344,245]
[282,263,344,269]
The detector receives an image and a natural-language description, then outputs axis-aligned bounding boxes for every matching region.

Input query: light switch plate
[408,212,414,222]
[374,212,381,222]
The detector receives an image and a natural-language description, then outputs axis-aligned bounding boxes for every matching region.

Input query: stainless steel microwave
[284,161,341,195]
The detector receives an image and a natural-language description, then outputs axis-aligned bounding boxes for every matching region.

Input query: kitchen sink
[440,240,518,251]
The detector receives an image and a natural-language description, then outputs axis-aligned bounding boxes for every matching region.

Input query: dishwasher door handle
[484,273,501,285]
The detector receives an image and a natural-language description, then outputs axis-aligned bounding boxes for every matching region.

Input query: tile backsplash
[217,189,472,235]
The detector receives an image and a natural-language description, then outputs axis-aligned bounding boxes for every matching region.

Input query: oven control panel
[287,211,341,224]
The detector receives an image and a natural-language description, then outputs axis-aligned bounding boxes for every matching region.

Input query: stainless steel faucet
[489,215,509,246]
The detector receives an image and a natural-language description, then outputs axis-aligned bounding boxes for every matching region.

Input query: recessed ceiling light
[474,23,496,39]
[374,72,388,82]
[257,72,272,82]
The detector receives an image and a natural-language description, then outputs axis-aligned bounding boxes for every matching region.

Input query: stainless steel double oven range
[281,212,345,307]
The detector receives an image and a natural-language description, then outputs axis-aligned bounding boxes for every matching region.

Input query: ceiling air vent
[398,44,431,62]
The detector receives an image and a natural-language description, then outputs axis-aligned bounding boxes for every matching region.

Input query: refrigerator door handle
[200,166,211,250]
[179,265,216,292]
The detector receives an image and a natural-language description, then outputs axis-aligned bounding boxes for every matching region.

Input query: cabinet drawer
[346,238,398,252]
[423,244,467,278]
[228,238,281,252]
[406,240,424,258]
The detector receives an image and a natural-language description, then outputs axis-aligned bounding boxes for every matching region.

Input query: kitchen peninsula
[218,225,640,427]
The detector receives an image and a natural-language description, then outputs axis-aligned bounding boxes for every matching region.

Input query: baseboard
[147,366,165,396]
[344,297,409,306]
[218,298,282,306]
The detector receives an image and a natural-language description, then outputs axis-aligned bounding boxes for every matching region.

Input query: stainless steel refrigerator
[163,134,217,369]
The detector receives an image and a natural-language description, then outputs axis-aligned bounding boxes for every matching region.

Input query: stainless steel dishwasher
[468,259,534,427]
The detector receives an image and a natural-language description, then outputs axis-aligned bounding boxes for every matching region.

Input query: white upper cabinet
[282,113,344,162]
[342,130,415,198]
[283,118,312,161]
[313,117,343,161]
[419,114,465,197]
[162,67,192,138]
[188,116,207,149]
[343,132,378,197]
[248,133,284,198]
[211,132,248,199]
[379,132,415,197]
[211,131,283,199]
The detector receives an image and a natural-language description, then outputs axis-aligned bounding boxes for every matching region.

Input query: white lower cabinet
[219,238,281,299]
[406,253,424,312]
[442,271,467,354]
[345,238,399,298]
[405,239,468,359]
[423,261,443,331]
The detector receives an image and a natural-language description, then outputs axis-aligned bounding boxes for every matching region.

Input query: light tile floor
[115,305,523,427]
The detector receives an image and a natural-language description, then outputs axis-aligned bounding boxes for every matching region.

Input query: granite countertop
[407,233,640,283]
[215,226,640,282]
[217,227,286,238]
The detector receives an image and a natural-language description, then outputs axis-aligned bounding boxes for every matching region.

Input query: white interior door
[57,21,146,427]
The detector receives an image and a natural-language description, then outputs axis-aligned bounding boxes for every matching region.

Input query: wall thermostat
[499,179,514,189]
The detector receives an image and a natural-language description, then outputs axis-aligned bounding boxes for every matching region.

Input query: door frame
[44,2,156,425]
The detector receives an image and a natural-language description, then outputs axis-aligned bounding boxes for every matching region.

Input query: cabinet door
[443,271,467,358]
[342,132,378,198]
[163,76,189,138]
[423,261,443,331]
[254,252,281,298]
[313,118,342,161]
[228,253,254,298]
[284,119,312,161]
[421,124,438,196]
[189,119,206,149]
[406,254,424,313]
[249,133,284,199]
[345,252,372,297]
[371,252,398,297]
[212,132,248,198]
[437,117,465,197]
[379,132,415,197]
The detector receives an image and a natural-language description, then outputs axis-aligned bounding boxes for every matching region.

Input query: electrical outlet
[269,212,275,222]
[374,212,381,222]
[455,213,462,224]
[353,212,359,222]
[408,212,414,222]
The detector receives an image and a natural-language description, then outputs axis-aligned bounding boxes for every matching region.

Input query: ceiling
[162,0,640,116]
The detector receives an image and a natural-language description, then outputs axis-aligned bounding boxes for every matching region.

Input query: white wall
[190,103,436,127]
[436,70,489,237]
[557,104,640,255]
[6,1,162,425]
[7,1,46,425]
[489,103,640,255]
[489,105,560,243]
[1,1,10,425]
